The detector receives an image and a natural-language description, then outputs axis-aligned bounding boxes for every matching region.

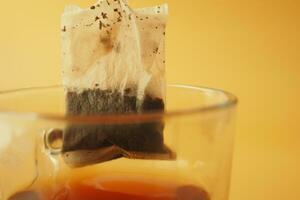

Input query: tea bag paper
[61,0,167,101]
[61,0,174,167]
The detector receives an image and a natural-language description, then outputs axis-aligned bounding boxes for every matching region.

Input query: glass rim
[0,84,238,124]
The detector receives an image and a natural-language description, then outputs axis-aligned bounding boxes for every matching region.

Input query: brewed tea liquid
[10,176,210,200]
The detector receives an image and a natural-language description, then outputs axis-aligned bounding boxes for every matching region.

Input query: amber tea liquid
[10,175,210,200]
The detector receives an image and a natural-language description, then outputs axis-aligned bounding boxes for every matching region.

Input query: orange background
[0,0,299,199]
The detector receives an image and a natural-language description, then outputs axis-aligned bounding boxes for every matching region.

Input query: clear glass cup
[0,84,237,200]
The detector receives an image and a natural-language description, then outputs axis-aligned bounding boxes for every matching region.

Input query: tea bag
[61,0,174,167]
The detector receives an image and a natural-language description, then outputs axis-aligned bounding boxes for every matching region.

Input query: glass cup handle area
[44,129,63,155]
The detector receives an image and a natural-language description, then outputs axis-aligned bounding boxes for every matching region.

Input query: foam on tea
[61,0,173,167]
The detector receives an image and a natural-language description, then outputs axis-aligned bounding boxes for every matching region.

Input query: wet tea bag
[61,0,174,167]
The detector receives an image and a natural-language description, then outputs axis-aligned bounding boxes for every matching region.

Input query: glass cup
[0,84,237,200]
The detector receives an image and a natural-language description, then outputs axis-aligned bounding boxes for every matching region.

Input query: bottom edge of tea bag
[62,145,176,168]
